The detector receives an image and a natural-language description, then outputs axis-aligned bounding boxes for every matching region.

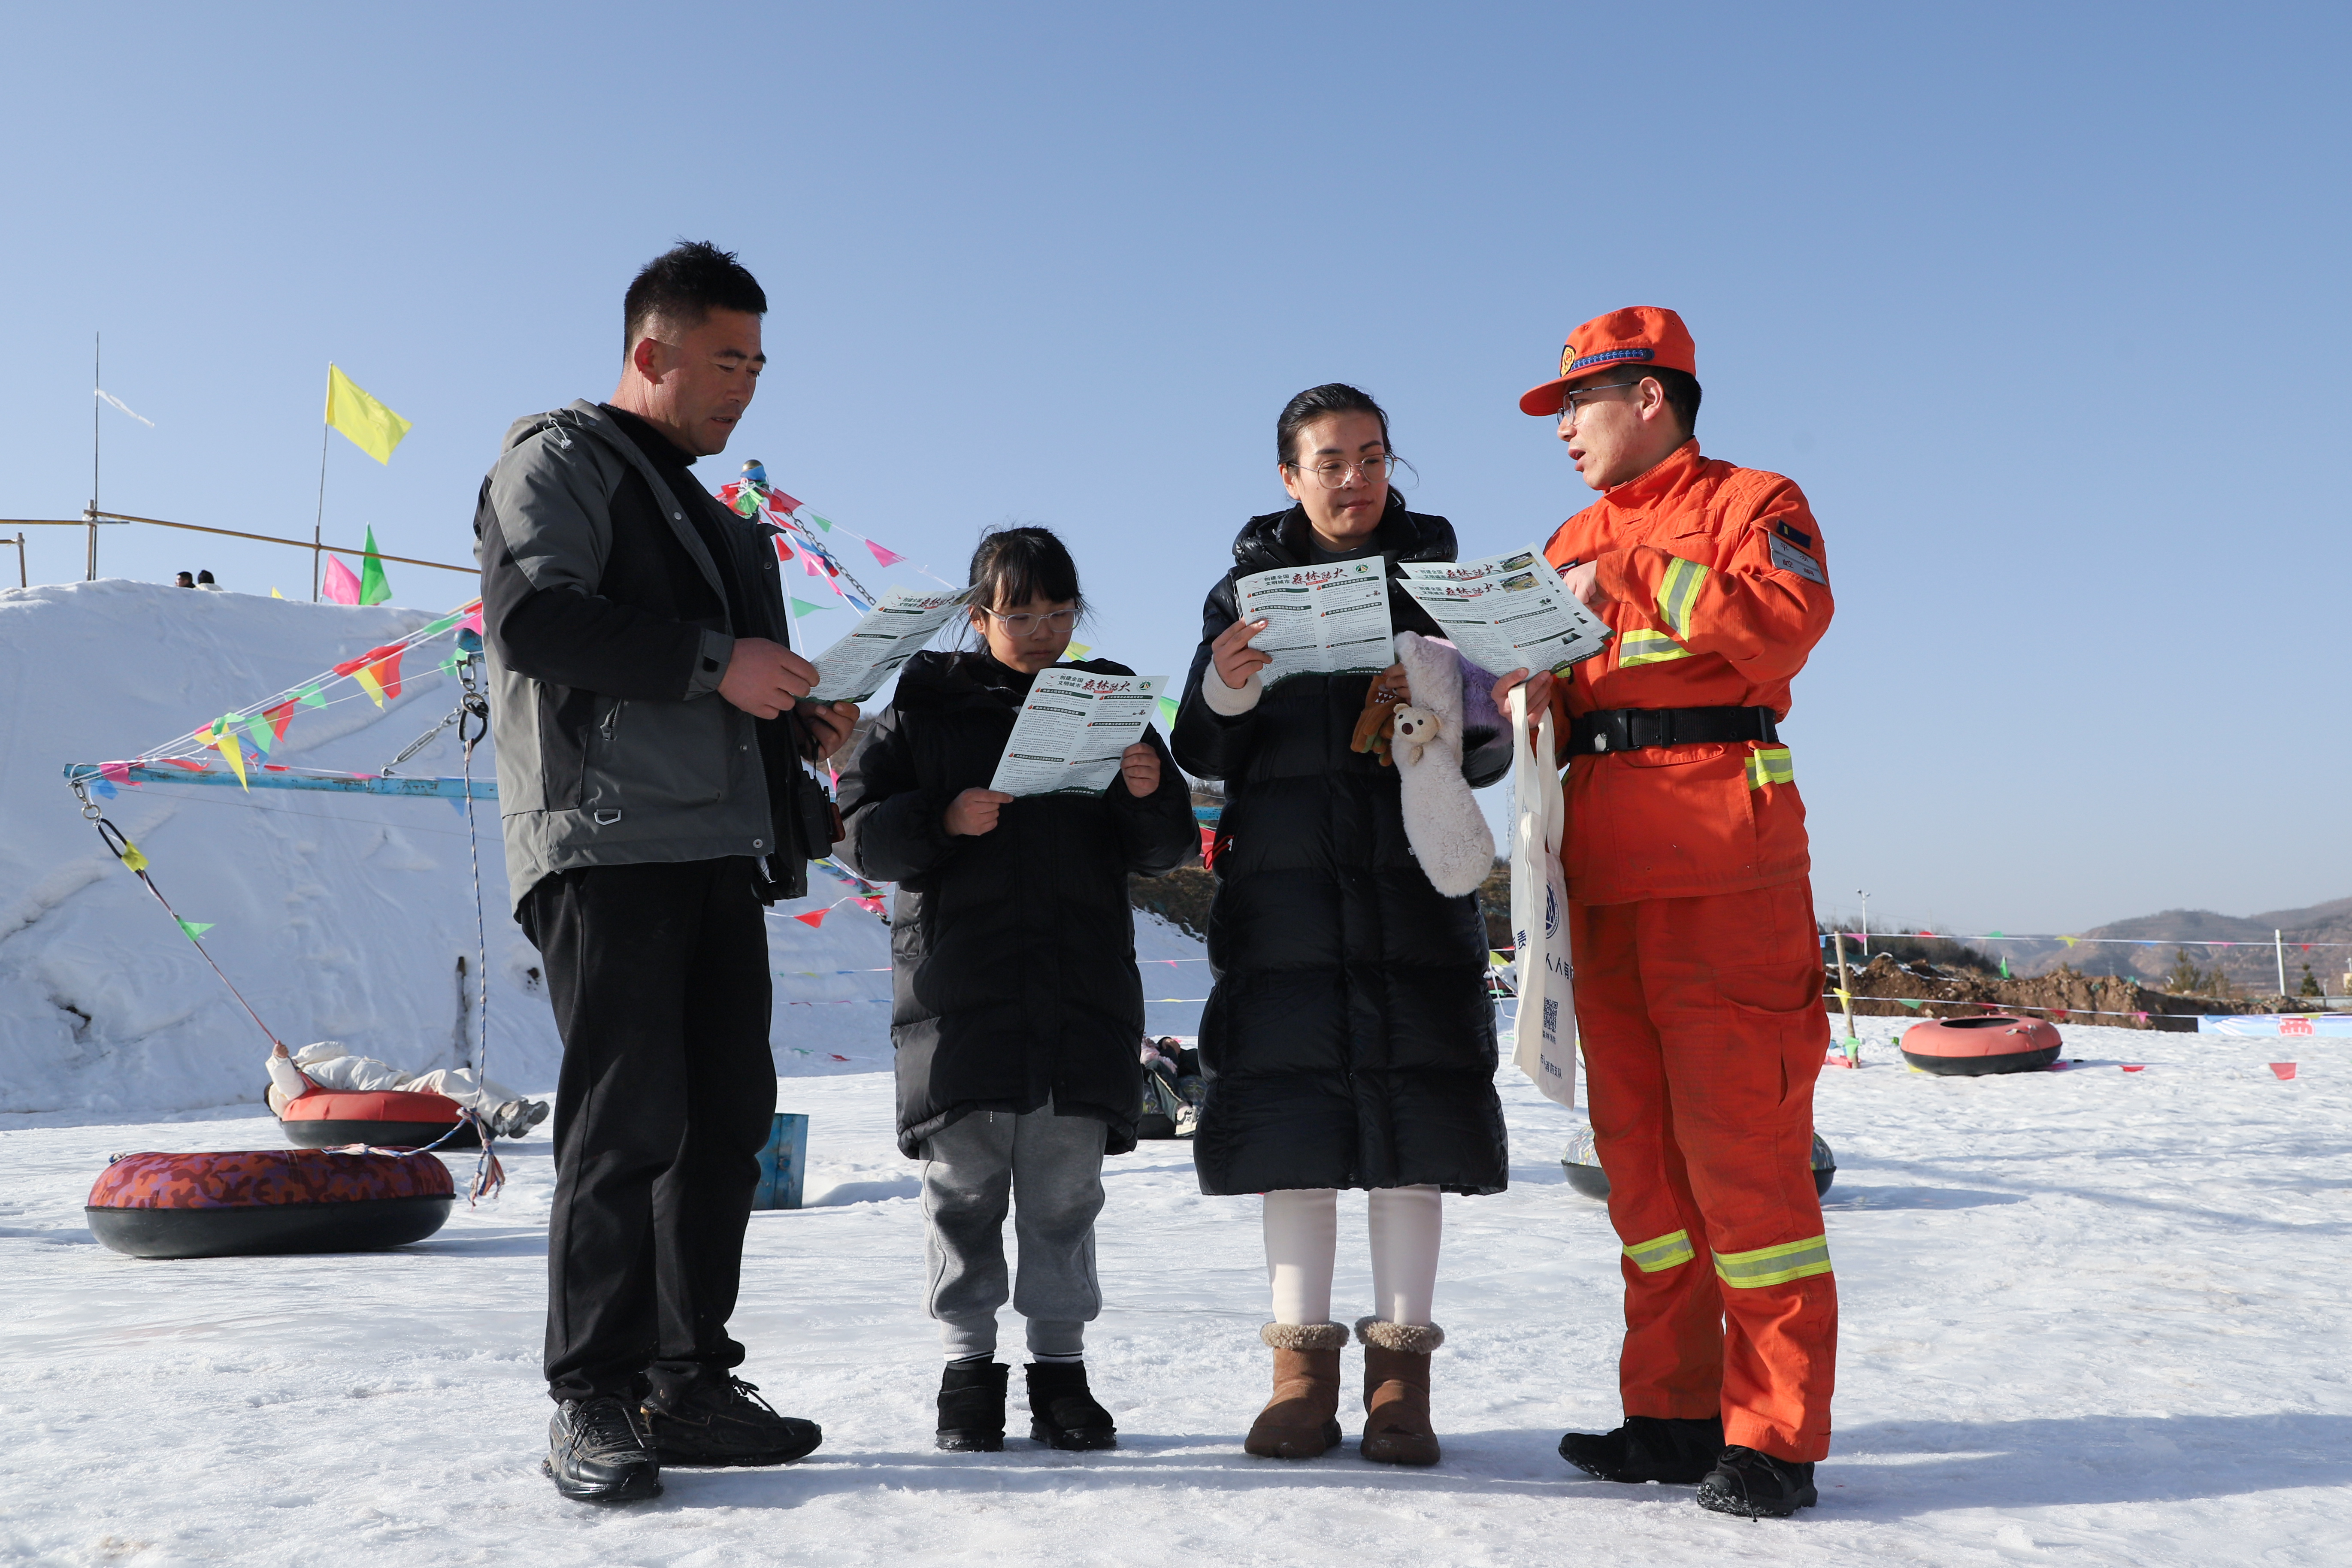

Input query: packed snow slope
[0,581,1212,1116]
[3,1017,2346,1566]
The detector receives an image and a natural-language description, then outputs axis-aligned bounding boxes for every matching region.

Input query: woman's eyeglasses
[1286,454,1397,489]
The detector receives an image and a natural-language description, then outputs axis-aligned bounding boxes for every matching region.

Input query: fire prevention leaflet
[806,587,973,704]
[1231,558,1396,686]
[988,669,1168,798]
[1397,546,1613,677]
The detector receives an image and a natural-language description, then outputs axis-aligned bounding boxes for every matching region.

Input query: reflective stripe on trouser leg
[1622,1229,1695,1273]
[1571,897,1725,1421]
[1713,1234,1831,1287]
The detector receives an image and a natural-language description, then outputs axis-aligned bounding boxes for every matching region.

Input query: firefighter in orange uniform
[1498,307,1835,1519]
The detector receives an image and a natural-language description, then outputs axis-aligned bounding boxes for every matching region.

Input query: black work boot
[545,1396,662,1503]
[937,1359,1010,1451]
[1025,1361,1117,1451]
[1560,1415,1725,1483]
[640,1375,822,1468]
[1697,1446,1819,1517]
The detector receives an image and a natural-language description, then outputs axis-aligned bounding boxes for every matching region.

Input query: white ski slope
[3,1017,2345,1566]
[0,580,1215,1118]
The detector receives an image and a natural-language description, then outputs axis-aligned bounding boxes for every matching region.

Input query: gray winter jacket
[473,399,823,911]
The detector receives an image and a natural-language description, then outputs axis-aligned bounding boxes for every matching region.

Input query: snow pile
[0,582,1201,1116]
[1,1015,2344,1564]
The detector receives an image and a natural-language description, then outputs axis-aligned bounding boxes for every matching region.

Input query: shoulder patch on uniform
[1772,519,1813,550]
[1766,532,1827,586]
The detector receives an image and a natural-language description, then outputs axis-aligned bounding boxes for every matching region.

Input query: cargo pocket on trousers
[1722,979,1826,1110]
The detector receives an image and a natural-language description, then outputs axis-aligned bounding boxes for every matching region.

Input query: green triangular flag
[1999,957,2010,978]
[297,682,328,708]
[789,597,830,617]
[1896,996,1923,1009]
[808,514,835,533]
[176,918,214,941]
[1157,696,1179,727]
[358,526,391,605]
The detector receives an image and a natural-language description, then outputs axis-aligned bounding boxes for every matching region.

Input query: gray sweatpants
[920,1103,1108,1360]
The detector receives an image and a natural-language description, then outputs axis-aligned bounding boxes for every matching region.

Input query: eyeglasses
[982,606,1080,635]
[1285,454,1397,489]
[1556,380,1642,431]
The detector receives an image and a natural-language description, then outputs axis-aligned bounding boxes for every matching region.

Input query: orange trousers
[1570,879,1837,1462]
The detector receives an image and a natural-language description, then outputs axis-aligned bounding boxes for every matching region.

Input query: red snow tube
[277,1087,480,1150]
[85,1147,454,1259]
[1900,1015,2062,1076]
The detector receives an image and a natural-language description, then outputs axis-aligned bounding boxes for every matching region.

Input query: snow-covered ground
[4,1015,2345,1566]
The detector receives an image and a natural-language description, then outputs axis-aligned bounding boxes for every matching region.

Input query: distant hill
[2005,896,2352,994]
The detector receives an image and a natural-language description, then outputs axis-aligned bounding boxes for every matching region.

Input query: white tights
[1262,1186,1442,1327]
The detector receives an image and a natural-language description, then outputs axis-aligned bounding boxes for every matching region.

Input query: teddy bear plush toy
[1386,632,1495,897]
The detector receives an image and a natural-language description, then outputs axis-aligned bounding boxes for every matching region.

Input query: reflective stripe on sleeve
[1656,556,1705,637]
[1744,745,1795,789]
[1618,628,1692,667]
[1713,1234,1832,1288]
[1622,1229,1696,1273]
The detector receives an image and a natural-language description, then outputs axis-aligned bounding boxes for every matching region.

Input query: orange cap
[1517,306,1698,416]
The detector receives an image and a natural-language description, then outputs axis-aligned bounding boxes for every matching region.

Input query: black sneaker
[1696,1446,1819,1517]
[544,1396,662,1503]
[641,1375,822,1468]
[1560,1415,1724,1483]
[938,1359,1009,1451]
[1025,1361,1117,1450]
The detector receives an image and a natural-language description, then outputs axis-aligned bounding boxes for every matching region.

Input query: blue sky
[4,3,2345,932]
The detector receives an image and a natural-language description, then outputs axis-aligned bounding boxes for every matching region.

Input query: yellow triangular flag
[325,364,412,464]
[208,723,250,790]
[352,665,387,708]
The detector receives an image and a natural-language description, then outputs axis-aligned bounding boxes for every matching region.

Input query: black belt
[1564,705,1780,756]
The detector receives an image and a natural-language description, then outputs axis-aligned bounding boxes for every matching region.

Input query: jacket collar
[542,399,735,618]
[1600,438,1704,512]
[1230,497,1453,575]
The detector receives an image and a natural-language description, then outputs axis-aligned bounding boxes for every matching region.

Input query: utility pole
[1856,889,1871,960]
[88,332,100,582]
[2276,930,2288,999]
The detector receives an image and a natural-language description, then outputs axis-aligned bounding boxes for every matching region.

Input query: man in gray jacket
[475,241,859,1504]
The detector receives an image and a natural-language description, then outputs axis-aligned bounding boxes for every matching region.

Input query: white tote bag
[1508,686,1577,1108]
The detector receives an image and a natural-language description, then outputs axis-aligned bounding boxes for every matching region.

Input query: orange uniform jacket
[1541,440,1832,905]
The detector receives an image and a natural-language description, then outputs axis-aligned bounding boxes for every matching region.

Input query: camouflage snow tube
[86,1147,454,1259]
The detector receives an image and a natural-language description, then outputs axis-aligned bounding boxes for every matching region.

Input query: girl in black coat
[837,527,1198,1453]
[1171,385,1511,1468]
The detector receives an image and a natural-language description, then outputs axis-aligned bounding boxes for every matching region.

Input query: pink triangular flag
[321,555,363,604]
[99,761,133,786]
[2270,1062,2298,1080]
[460,605,484,634]
[866,539,905,568]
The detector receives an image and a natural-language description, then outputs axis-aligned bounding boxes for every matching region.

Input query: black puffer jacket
[1171,500,1510,1197]
[838,651,1200,1158]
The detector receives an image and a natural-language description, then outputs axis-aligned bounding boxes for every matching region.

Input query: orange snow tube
[86,1147,454,1259]
[278,1088,480,1150]
[1899,1015,2061,1076]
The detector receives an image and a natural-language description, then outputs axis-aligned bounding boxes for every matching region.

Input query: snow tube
[1900,1015,2061,1076]
[277,1087,480,1150]
[85,1147,454,1259]
[1561,1128,1836,1200]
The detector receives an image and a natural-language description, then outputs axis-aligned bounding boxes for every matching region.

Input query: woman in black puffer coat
[838,526,1198,1453]
[1171,384,1510,1468]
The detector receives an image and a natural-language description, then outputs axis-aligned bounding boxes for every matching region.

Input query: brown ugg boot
[1356,1318,1444,1466]
[1244,1323,1349,1459]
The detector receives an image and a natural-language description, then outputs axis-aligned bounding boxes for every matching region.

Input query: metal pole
[2276,929,2288,999]
[12,532,23,589]
[1856,889,1871,960]
[89,333,100,581]
[1834,929,1857,1062]
[312,421,329,602]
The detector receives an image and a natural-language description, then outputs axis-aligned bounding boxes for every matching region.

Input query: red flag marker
[794,909,828,928]
[2270,1062,2298,1080]
[2121,1064,2145,1072]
